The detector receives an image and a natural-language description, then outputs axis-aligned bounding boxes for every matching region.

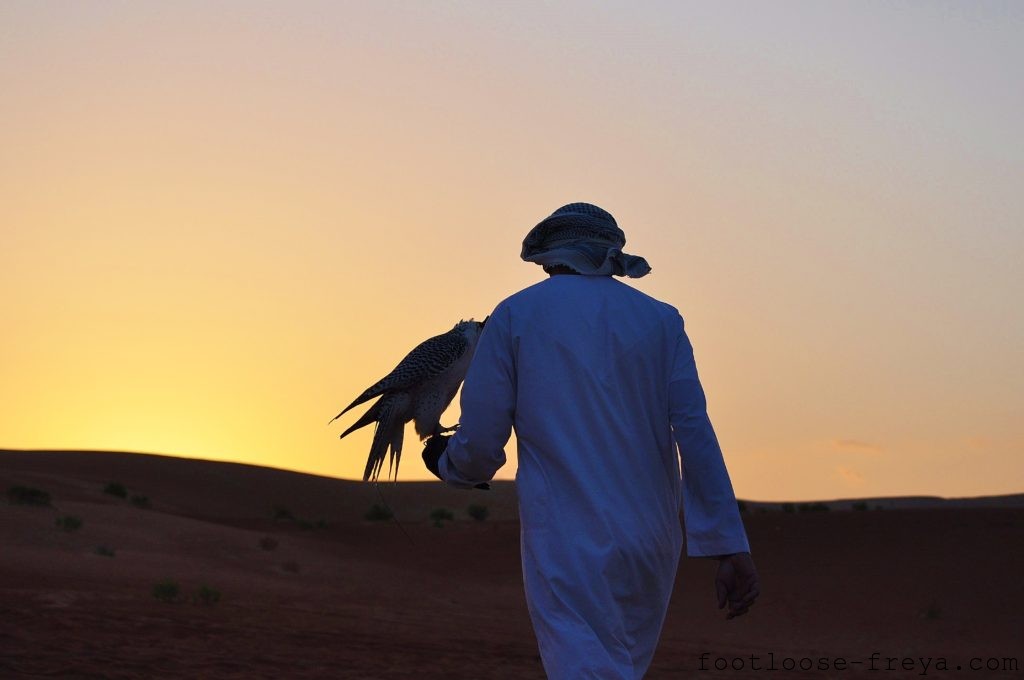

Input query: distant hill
[3,449,1021,518]
[740,493,1024,512]
[0,448,520,523]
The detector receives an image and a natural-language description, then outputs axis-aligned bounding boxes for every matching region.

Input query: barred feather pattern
[329,326,469,424]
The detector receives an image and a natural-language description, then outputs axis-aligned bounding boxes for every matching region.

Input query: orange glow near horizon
[2,3,1022,501]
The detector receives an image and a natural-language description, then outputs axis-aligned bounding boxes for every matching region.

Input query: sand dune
[2,450,1022,678]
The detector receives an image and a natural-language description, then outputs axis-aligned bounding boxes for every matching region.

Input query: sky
[1,1,1021,501]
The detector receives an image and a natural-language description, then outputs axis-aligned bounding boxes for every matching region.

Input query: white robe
[438,275,750,679]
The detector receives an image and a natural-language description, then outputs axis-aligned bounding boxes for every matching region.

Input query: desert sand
[1,449,1021,679]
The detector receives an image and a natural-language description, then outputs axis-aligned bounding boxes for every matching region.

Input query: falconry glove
[422,434,449,479]
[422,434,490,490]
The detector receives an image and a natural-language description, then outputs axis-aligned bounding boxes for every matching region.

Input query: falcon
[329,319,486,481]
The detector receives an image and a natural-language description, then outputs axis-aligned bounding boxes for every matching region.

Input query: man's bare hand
[715,552,759,619]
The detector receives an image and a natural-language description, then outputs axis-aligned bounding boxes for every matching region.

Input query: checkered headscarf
[521,203,651,278]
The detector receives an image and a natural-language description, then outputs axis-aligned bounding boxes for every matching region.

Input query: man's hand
[714,552,759,619]
[421,434,490,490]
[421,434,451,481]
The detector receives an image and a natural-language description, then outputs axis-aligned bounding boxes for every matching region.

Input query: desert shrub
[781,502,796,514]
[95,545,116,557]
[130,495,150,508]
[467,504,489,522]
[258,536,279,551]
[797,502,830,512]
[103,482,128,498]
[430,508,455,528]
[193,585,221,605]
[923,600,941,619]
[7,485,51,506]
[55,515,83,532]
[272,505,293,521]
[364,504,393,521]
[313,518,328,529]
[852,501,869,511]
[281,560,301,574]
[152,579,180,603]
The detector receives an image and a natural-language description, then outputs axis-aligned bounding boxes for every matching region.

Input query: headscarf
[521,203,651,278]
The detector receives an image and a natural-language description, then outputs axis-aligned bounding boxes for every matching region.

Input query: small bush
[467,504,489,522]
[923,600,941,620]
[7,485,51,506]
[281,560,301,574]
[852,501,869,511]
[781,502,796,514]
[152,580,180,603]
[430,507,455,528]
[55,515,83,532]
[796,502,830,513]
[313,518,328,529]
[193,585,221,606]
[130,495,150,508]
[258,536,279,551]
[95,545,116,557]
[272,505,294,521]
[364,504,393,521]
[103,482,128,498]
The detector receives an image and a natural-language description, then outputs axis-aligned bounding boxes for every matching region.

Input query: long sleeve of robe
[438,275,750,679]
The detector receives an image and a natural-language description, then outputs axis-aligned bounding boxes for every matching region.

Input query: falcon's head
[453,317,487,342]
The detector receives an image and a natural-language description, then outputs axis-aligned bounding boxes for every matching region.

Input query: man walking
[423,203,759,679]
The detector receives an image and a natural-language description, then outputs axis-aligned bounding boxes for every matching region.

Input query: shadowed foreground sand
[1,450,1022,679]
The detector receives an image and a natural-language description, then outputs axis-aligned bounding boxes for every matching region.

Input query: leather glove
[421,434,450,480]
[421,434,490,490]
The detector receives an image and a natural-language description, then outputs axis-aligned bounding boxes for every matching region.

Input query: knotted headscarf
[521,202,651,278]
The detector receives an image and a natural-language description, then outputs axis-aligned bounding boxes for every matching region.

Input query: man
[422,203,759,679]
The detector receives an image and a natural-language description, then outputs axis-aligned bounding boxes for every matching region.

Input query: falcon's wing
[328,327,469,424]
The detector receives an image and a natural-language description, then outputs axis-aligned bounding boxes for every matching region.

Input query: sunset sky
[2,2,1021,501]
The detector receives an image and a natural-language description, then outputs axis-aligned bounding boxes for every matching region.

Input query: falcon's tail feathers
[363,396,403,482]
[386,422,405,482]
[338,400,382,440]
[328,392,368,425]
